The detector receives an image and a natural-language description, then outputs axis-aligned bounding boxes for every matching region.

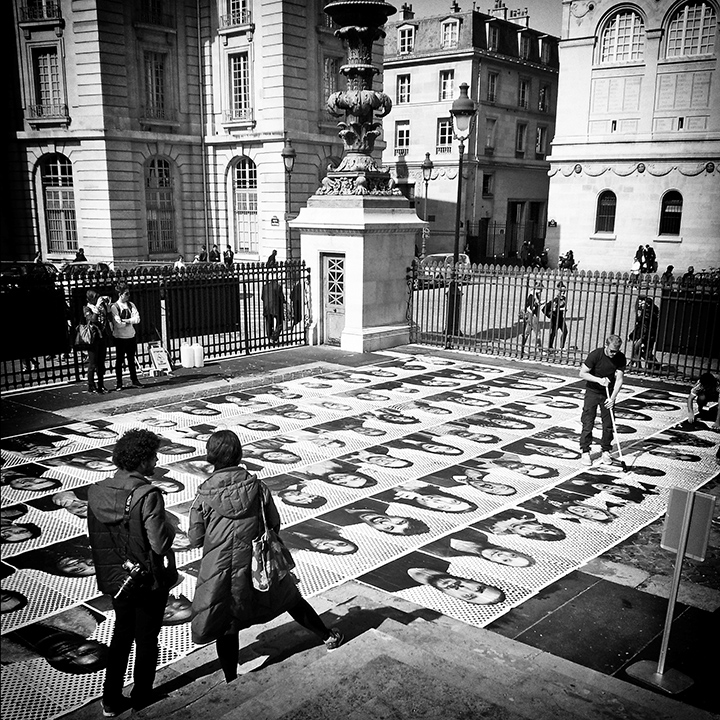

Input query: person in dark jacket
[189,430,344,684]
[87,429,177,717]
[83,289,112,394]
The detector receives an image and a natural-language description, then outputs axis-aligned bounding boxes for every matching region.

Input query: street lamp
[421,152,434,259]
[281,138,296,260]
[446,82,476,344]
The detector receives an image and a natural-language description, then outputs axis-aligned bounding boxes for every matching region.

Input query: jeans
[114,337,139,386]
[580,389,613,453]
[103,587,169,704]
[87,340,107,389]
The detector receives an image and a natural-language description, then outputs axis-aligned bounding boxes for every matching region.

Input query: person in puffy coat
[189,430,344,683]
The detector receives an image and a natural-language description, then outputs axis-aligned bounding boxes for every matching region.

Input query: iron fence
[408,262,719,381]
[1,261,310,392]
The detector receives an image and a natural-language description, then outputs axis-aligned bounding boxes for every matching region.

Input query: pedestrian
[174,255,185,271]
[261,277,285,342]
[578,334,626,466]
[628,296,659,368]
[83,290,112,394]
[198,246,208,262]
[543,282,568,350]
[680,265,696,289]
[521,280,543,349]
[86,429,178,716]
[208,244,221,263]
[540,247,549,269]
[266,249,278,267]
[110,282,143,390]
[687,372,720,428]
[519,241,531,268]
[634,245,645,273]
[73,248,88,263]
[34,250,43,264]
[188,430,344,684]
[660,264,674,285]
[644,244,656,273]
[223,244,234,268]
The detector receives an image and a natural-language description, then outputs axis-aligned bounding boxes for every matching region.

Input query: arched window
[145,157,176,254]
[659,191,683,235]
[233,157,258,252]
[667,2,716,57]
[40,154,78,253]
[599,10,645,63]
[595,190,617,233]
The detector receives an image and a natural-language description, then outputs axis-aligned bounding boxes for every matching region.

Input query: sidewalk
[2,344,718,720]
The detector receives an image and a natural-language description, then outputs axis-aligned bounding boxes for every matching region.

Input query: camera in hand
[114,560,149,598]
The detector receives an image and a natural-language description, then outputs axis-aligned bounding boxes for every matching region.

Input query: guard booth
[656,285,720,359]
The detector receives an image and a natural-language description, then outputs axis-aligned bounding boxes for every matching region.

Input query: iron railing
[1,262,310,392]
[408,262,719,381]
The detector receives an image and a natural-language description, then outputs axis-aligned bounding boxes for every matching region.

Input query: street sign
[661,487,715,561]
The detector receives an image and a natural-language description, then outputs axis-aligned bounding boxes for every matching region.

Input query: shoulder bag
[73,322,99,348]
[251,490,295,592]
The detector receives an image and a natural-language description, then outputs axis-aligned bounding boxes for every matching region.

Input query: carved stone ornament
[319,1,401,195]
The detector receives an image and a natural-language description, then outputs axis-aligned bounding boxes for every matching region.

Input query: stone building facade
[6,0,350,265]
[382,1,559,262]
[546,0,720,272]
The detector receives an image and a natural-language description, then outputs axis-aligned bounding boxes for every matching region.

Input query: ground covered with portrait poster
[1,351,718,720]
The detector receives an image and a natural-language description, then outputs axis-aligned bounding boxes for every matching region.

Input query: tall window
[396,74,411,104]
[399,27,415,53]
[41,154,77,253]
[487,72,499,102]
[441,20,459,48]
[538,84,550,112]
[32,47,63,116]
[667,2,716,57]
[395,120,410,155]
[520,34,531,59]
[485,117,497,151]
[224,0,250,26]
[535,126,548,157]
[482,173,494,196]
[234,158,258,252]
[230,52,251,120]
[488,25,499,51]
[439,69,454,101]
[600,11,645,63]
[515,122,527,154]
[143,51,166,118]
[659,191,683,235]
[437,119,453,152]
[324,57,339,100]
[145,158,176,254]
[540,38,551,64]
[518,78,530,108]
[595,191,617,233]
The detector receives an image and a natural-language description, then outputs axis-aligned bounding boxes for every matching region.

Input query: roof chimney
[508,6,530,27]
[400,3,414,20]
[488,0,507,21]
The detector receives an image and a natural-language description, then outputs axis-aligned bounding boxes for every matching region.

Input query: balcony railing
[395,147,409,156]
[223,107,254,123]
[20,1,62,22]
[219,9,252,28]
[436,145,452,154]
[27,103,68,119]
[140,105,176,123]
[136,8,174,28]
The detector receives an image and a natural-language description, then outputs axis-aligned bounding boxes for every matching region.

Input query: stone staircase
[96,581,710,720]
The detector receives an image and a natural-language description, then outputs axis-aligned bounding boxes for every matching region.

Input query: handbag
[73,323,98,348]
[250,490,295,592]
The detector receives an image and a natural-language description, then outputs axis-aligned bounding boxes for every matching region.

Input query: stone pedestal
[291,194,425,353]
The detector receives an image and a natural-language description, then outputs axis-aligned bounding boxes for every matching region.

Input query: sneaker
[324,628,344,651]
[131,381,144,388]
[101,696,132,717]
[601,451,613,465]
[581,452,592,466]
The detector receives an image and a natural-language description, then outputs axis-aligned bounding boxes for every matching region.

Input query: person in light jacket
[110,282,142,390]
[188,430,344,684]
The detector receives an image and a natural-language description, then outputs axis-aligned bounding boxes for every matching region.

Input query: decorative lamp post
[420,152,434,258]
[281,138,296,260]
[445,82,476,344]
[320,1,400,196]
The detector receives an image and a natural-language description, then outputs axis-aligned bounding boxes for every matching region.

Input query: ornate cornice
[549,160,717,178]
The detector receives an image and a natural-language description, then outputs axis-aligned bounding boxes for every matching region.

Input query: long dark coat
[188,465,301,644]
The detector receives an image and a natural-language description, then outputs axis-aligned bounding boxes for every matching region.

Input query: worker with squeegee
[578,334,627,472]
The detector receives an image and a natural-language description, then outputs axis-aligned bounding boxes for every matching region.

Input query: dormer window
[519,34,531,59]
[487,24,499,52]
[398,24,415,54]
[539,37,551,64]
[441,19,460,48]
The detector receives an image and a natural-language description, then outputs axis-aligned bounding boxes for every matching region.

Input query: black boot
[97,377,106,394]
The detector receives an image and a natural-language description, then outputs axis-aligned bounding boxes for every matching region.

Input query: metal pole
[285,170,292,261]
[422,178,429,258]
[445,139,465,345]
[657,490,694,675]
